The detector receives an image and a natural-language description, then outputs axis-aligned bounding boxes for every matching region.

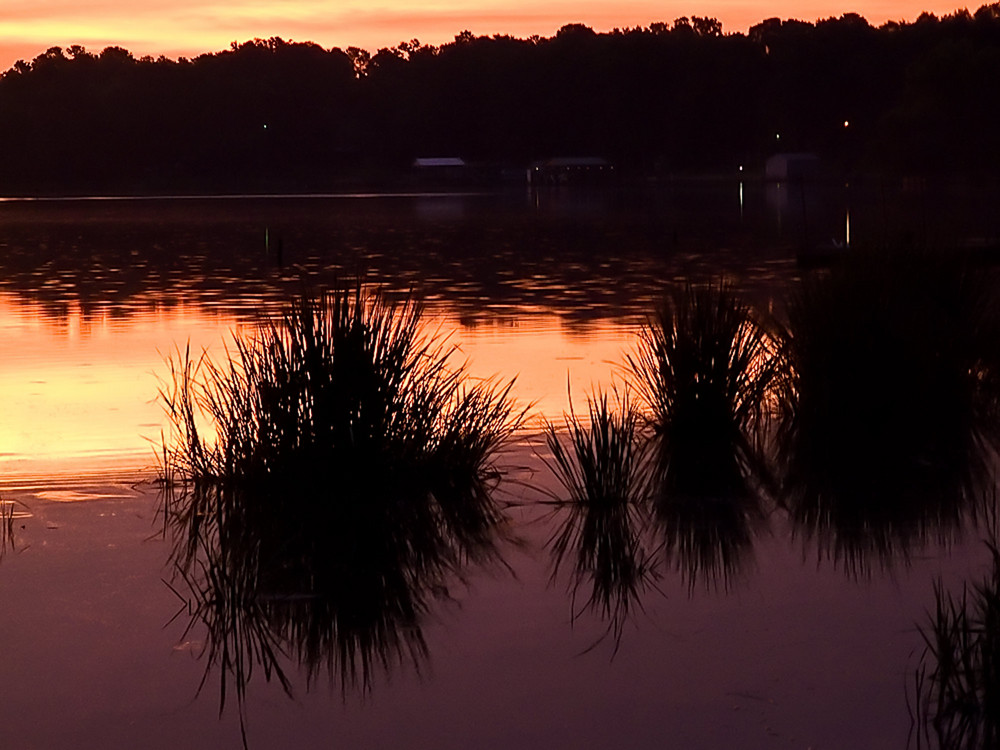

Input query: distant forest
[2,6,1000,194]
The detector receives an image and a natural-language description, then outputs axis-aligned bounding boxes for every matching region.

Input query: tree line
[1,6,1000,194]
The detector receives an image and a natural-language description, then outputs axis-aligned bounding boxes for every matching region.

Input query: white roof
[413,157,466,168]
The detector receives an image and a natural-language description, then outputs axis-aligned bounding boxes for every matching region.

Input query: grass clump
[626,281,778,590]
[626,281,779,499]
[541,282,778,622]
[913,530,1000,749]
[160,284,522,740]
[542,389,656,648]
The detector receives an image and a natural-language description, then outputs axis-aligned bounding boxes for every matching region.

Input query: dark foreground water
[0,462,992,750]
[0,181,997,749]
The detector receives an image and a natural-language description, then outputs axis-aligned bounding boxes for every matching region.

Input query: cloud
[0,0,187,24]
[181,0,684,49]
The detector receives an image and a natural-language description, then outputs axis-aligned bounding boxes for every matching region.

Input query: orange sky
[0,0,975,71]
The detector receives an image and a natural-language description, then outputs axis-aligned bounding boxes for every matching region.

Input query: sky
[0,0,975,72]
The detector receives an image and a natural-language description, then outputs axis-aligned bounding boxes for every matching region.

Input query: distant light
[775,133,781,140]
[263,124,268,130]
[738,165,744,172]
[843,120,850,128]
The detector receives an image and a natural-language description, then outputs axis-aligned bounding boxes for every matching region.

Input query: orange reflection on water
[435,310,640,426]
[0,293,240,483]
[0,293,639,484]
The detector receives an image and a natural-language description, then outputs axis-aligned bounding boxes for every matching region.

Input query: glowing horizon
[0,0,979,72]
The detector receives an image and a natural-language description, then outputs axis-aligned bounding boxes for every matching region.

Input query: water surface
[0,184,996,749]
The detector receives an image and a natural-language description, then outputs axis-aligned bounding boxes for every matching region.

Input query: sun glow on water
[0,293,635,483]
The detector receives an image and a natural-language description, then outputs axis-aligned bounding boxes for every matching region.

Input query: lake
[0,181,996,749]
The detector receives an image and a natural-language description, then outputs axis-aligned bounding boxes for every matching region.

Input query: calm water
[0,183,996,749]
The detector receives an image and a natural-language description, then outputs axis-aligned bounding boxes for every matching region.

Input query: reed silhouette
[627,282,779,590]
[159,284,522,746]
[911,512,1000,750]
[776,245,1000,575]
[542,389,657,648]
[0,500,16,559]
[539,282,781,640]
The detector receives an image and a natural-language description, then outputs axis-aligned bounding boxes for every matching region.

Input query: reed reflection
[160,285,522,744]
[540,284,780,641]
[628,283,778,591]
[0,500,21,560]
[542,391,657,648]
[0,191,811,341]
[776,246,1000,575]
[911,519,1000,750]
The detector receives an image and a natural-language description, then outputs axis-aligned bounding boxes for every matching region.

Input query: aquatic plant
[542,389,656,649]
[776,246,1000,575]
[0,499,15,558]
[912,520,1000,749]
[626,281,779,499]
[159,284,523,743]
[626,281,778,590]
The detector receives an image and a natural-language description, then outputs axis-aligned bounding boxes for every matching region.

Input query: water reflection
[0,293,236,479]
[0,189,802,480]
[540,284,781,639]
[777,246,1000,575]
[161,288,522,744]
[0,291,636,481]
[541,259,1000,636]
[0,191,799,330]
[910,505,1000,750]
[542,391,657,647]
[629,283,778,591]
[3,188,1000,748]
[0,500,23,559]
[650,477,765,593]
[166,475,454,726]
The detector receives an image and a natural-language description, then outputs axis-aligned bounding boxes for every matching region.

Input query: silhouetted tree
[2,8,1000,193]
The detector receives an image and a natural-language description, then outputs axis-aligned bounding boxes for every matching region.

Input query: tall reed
[542,389,655,647]
[627,281,778,589]
[159,284,523,741]
[626,281,779,499]
[0,500,15,557]
[913,524,1000,749]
